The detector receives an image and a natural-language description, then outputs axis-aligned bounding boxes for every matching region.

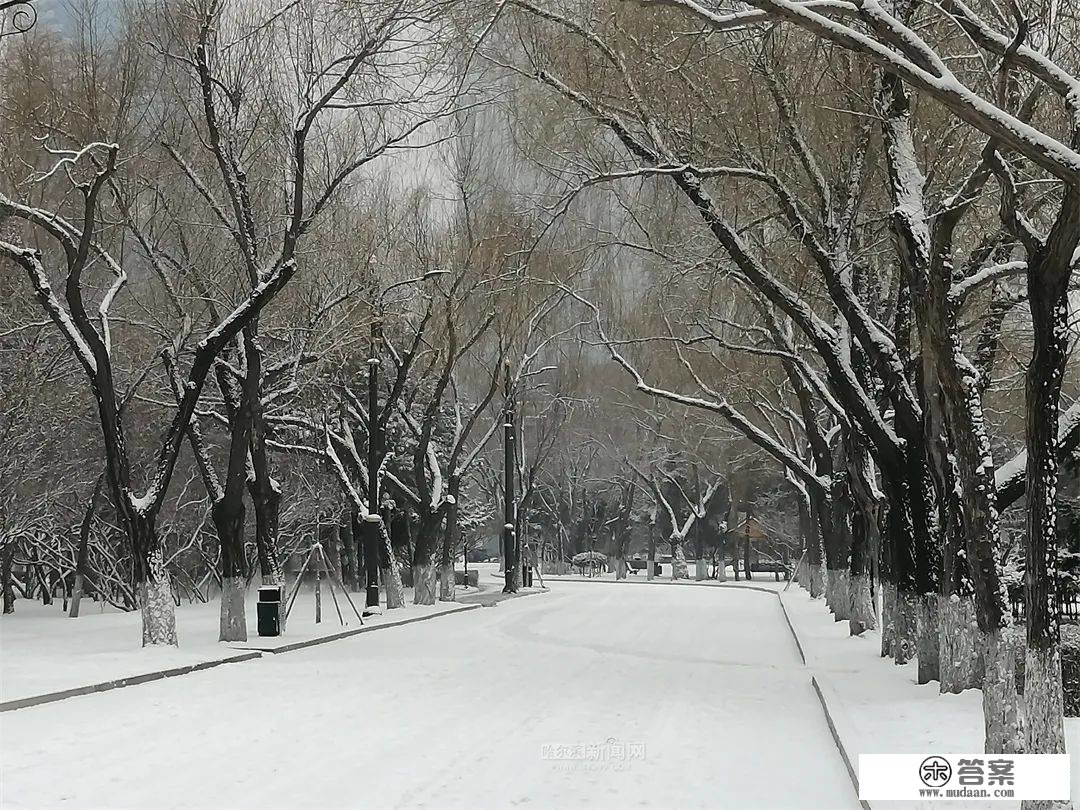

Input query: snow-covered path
[0,582,857,809]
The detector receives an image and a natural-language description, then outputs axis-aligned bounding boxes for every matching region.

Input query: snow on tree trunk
[670,539,689,580]
[716,558,727,582]
[893,588,918,665]
[694,559,706,581]
[437,563,456,601]
[646,555,655,581]
[615,558,627,580]
[413,563,437,605]
[219,576,247,642]
[140,547,177,647]
[917,593,940,684]
[939,594,979,693]
[981,628,1023,755]
[829,568,850,621]
[848,573,875,636]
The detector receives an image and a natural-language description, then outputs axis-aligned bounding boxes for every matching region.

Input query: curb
[777,590,869,810]
[0,651,261,713]
[811,675,872,810]
[244,603,481,653]
[460,587,549,608]
[1,602,487,712]
[775,591,807,665]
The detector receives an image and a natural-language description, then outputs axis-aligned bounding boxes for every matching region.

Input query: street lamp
[361,266,448,615]
[502,361,517,594]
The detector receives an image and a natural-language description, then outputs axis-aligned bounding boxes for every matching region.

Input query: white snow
[1,579,856,809]
[0,585,473,704]
[779,587,1080,809]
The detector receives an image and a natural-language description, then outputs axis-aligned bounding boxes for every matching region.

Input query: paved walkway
[0,581,857,809]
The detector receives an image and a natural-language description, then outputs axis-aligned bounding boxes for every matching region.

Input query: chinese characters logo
[919,756,952,788]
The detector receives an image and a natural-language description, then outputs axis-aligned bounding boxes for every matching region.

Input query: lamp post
[502,361,517,594]
[361,268,447,615]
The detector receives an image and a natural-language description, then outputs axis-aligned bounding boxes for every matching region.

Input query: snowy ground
[779,587,1080,809]
[0,580,857,809]
[0,579,489,704]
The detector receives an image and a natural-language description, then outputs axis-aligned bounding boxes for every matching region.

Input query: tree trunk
[375,516,404,609]
[882,473,935,672]
[439,479,460,602]
[850,574,875,636]
[825,474,853,620]
[33,553,52,606]
[138,542,177,647]
[2,541,15,614]
[695,558,707,581]
[413,562,437,604]
[670,535,689,580]
[615,557,627,580]
[982,629,1024,755]
[829,569,851,622]
[1021,240,1074,773]
[917,593,940,685]
[211,499,248,643]
[380,512,405,609]
[845,437,880,636]
[743,526,752,582]
[357,511,380,614]
[939,594,979,693]
[437,563,455,601]
[806,498,826,599]
[412,507,442,606]
[248,474,285,587]
[693,511,705,581]
[893,587,918,666]
[69,480,101,618]
[219,576,246,642]
[881,582,896,659]
[340,514,358,592]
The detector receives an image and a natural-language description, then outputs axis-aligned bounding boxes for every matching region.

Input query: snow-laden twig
[32,141,119,183]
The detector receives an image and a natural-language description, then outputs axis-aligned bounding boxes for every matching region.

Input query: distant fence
[1008,586,1080,624]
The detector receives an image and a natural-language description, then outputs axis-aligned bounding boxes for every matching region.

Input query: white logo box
[858,753,1071,801]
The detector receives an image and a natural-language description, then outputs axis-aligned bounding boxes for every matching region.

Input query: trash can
[257,585,283,637]
[524,567,533,588]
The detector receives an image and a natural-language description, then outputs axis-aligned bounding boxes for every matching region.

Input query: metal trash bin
[257,585,283,637]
